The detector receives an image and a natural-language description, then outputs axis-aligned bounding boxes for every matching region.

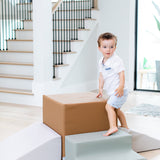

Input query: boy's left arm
[115,71,125,97]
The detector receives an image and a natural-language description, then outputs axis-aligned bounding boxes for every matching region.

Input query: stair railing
[0,0,32,51]
[52,0,95,78]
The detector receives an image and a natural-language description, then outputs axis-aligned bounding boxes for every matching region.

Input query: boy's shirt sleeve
[114,58,125,73]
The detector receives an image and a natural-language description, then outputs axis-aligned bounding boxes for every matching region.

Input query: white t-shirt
[99,53,126,96]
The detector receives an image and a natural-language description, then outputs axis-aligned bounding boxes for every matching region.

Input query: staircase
[52,0,98,79]
[0,1,35,105]
[0,0,98,106]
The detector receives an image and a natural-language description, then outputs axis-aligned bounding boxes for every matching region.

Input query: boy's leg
[104,104,118,136]
[116,108,129,129]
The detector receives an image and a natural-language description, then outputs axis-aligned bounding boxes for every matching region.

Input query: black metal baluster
[1,0,4,50]
[53,14,56,78]
[24,1,28,20]
[29,0,31,20]
[7,0,9,40]
[73,0,76,40]
[15,0,17,30]
[64,1,66,52]
[26,0,28,20]
[19,0,22,29]
[22,0,25,20]
[83,0,85,29]
[13,0,16,39]
[69,0,71,52]
[71,0,73,40]
[66,1,69,52]
[11,0,14,38]
[76,0,78,40]
[58,8,61,64]
[60,3,63,63]
[4,0,8,49]
[17,0,19,29]
[92,0,94,8]
[55,12,57,65]
[78,0,80,29]
[55,13,57,66]
[89,0,91,18]
[81,0,83,29]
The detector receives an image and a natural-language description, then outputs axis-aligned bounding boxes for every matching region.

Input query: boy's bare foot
[103,127,118,136]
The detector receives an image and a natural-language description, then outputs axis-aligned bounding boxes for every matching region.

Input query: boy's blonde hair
[97,32,117,47]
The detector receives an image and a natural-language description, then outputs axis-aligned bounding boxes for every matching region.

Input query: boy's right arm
[97,73,104,98]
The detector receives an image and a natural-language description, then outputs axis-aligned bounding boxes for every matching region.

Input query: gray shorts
[107,89,128,109]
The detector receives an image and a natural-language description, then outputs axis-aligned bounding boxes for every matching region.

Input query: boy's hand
[96,89,103,98]
[115,86,124,97]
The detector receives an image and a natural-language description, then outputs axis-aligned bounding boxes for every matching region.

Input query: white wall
[97,0,136,91]
[33,0,53,95]
[60,25,98,93]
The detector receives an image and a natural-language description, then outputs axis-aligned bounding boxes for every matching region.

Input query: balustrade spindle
[0,0,32,50]
[52,0,95,78]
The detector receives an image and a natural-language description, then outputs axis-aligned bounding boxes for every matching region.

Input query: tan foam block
[43,92,109,157]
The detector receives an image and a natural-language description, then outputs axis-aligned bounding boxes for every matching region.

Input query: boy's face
[98,39,116,60]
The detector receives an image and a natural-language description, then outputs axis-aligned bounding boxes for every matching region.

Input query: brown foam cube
[43,92,109,157]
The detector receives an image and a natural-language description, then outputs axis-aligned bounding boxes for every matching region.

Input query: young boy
[97,32,129,136]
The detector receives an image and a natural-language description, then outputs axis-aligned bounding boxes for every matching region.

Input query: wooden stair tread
[0,62,33,66]
[53,40,83,42]
[0,50,33,53]
[54,64,69,67]
[53,77,61,80]
[17,2,32,5]
[63,0,90,3]
[53,51,76,54]
[14,29,33,31]
[7,39,33,41]
[57,9,92,12]
[53,18,96,21]
[53,29,90,31]
[22,20,32,22]
[0,87,33,95]
[0,74,33,80]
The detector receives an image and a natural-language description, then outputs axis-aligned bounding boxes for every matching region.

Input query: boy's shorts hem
[107,89,128,109]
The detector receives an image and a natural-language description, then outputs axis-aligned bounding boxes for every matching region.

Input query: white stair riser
[53,41,81,52]
[78,30,90,40]
[55,66,69,78]
[0,78,32,90]
[16,30,33,40]
[91,10,99,19]
[71,41,83,52]
[0,65,33,76]
[7,41,33,51]
[54,53,77,65]
[0,52,33,63]
[24,21,33,29]
[63,53,77,64]
[85,20,97,30]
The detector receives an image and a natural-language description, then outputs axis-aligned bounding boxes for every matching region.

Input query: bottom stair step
[65,129,146,160]
[0,87,33,95]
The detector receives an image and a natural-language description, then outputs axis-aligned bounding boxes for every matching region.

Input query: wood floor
[0,91,160,160]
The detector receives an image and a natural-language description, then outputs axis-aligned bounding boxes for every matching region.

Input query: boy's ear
[98,46,101,51]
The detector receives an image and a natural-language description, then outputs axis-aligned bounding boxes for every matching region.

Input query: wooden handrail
[52,0,63,14]
[94,0,98,9]
[52,0,98,13]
